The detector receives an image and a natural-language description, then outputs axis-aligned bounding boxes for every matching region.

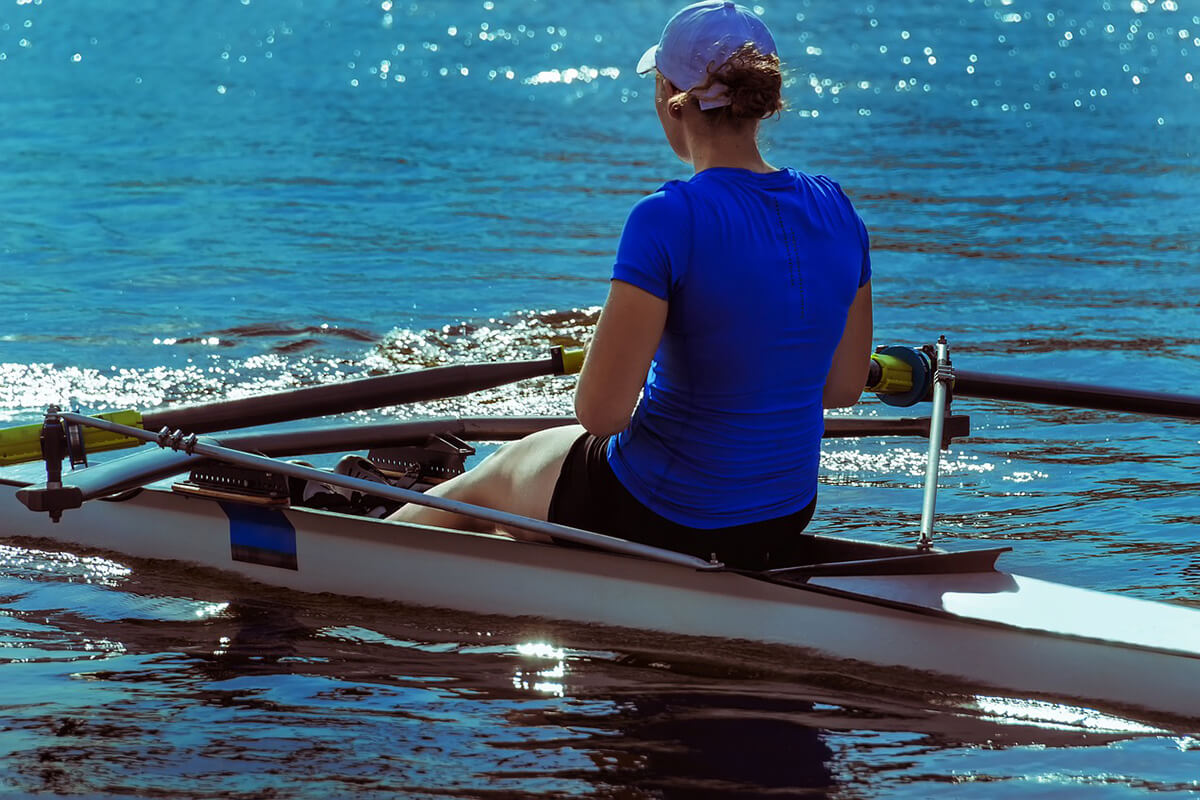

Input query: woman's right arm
[822,280,873,408]
[574,280,668,436]
[575,188,683,434]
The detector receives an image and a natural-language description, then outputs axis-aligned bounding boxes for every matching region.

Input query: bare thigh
[388,424,585,533]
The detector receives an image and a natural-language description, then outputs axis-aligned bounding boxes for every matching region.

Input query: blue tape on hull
[220,502,299,571]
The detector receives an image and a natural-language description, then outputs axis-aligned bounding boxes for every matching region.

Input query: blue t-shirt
[606,167,871,528]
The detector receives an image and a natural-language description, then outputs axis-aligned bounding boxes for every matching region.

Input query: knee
[467,424,583,518]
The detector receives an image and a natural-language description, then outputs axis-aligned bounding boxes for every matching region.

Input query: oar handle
[553,346,585,375]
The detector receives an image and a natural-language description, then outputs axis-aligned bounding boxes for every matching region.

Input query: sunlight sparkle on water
[971,695,1165,734]
[515,641,565,660]
[524,65,619,85]
[513,642,568,697]
[0,544,131,587]
[821,446,996,480]
[192,601,229,620]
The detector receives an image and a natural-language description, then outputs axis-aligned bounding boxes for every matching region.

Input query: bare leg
[387,424,585,537]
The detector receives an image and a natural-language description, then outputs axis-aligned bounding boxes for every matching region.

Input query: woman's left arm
[823,280,874,408]
[574,280,668,436]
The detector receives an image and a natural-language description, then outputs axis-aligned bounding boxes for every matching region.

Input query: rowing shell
[2,465,1199,724]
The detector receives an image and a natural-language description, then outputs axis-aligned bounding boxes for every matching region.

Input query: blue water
[2,0,1199,796]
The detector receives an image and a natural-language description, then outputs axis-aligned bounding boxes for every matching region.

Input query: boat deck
[801,571,1200,659]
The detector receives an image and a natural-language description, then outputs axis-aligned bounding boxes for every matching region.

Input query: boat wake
[0,308,601,426]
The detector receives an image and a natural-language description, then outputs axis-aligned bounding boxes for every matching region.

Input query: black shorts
[547,433,817,571]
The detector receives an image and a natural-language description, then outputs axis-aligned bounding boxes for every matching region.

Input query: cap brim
[636,44,658,75]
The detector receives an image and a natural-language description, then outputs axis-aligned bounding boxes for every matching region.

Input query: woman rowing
[392,0,873,570]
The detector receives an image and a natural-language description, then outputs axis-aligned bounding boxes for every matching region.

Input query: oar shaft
[141,354,566,434]
[953,370,1200,420]
[223,414,970,458]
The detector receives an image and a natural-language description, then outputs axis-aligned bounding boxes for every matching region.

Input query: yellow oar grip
[559,347,585,375]
[866,352,914,394]
[0,410,145,467]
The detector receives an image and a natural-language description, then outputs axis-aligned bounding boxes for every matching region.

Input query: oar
[868,346,1200,420]
[953,370,1200,420]
[0,347,584,466]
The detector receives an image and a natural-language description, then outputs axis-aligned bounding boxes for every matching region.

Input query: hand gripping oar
[19,411,720,572]
[867,345,1200,420]
[0,347,584,466]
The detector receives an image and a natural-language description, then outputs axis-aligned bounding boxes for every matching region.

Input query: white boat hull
[3,478,1200,722]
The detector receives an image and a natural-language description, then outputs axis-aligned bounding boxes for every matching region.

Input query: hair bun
[710,43,785,120]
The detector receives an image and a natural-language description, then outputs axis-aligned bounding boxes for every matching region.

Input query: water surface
[1,0,1199,796]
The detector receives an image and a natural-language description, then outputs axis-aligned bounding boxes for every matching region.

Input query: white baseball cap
[636,1,778,110]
